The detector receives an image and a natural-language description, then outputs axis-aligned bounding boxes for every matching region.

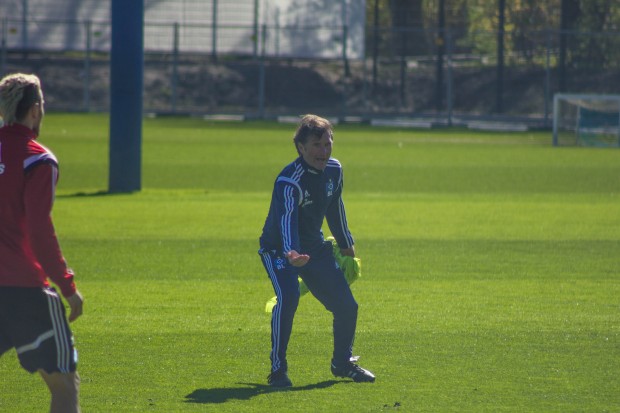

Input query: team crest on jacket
[326,179,334,197]
[302,190,313,207]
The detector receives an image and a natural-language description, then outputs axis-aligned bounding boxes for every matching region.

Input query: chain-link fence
[363,26,620,126]
[1,3,619,126]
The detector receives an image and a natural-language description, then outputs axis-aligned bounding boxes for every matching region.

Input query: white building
[0,0,365,59]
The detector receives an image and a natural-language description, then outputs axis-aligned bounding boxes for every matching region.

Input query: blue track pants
[259,241,358,373]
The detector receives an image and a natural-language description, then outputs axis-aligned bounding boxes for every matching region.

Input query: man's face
[298,131,333,171]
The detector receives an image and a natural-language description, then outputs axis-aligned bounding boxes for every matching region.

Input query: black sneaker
[331,359,376,383]
[268,369,293,387]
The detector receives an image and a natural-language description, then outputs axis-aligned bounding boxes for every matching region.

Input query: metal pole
[109,0,144,193]
[274,8,280,57]
[258,24,266,119]
[559,0,568,92]
[340,0,349,119]
[575,105,581,145]
[341,0,350,77]
[552,94,559,146]
[212,0,217,62]
[435,0,445,112]
[544,29,551,126]
[342,24,349,118]
[253,0,259,59]
[496,0,505,113]
[362,53,368,111]
[399,26,406,108]
[172,22,179,113]
[617,99,620,147]
[446,29,453,126]
[83,20,91,112]
[372,0,379,92]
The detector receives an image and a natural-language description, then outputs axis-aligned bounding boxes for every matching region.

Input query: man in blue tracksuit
[258,114,375,387]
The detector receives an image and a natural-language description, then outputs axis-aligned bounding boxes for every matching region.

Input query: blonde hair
[0,73,43,125]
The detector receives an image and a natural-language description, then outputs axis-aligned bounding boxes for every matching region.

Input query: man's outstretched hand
[286,250,310,267]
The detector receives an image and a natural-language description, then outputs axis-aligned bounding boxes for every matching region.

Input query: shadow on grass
[185,380,343,404]
[56,190,136,198]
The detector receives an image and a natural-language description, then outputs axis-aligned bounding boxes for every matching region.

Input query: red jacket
[0,123,76,297]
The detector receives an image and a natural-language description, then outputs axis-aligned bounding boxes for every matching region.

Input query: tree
[559,0,580,91]
[574,0,619,67]
[390,0,425,56]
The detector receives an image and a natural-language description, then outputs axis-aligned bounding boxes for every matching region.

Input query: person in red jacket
[0,73,83,413]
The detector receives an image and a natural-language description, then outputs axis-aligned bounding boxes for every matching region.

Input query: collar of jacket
[2,123,38,140]
[297,156,323,175]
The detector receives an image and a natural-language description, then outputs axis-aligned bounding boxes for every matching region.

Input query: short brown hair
[293,114,333,154]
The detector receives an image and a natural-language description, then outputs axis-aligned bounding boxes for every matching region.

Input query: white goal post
[553,93,620,147]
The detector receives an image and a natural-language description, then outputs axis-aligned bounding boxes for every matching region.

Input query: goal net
[553,94,620,147]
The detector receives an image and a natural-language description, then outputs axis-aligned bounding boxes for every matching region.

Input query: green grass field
[1,114,619,412]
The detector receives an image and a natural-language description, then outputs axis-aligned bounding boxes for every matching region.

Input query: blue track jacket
[259,156,354,256]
